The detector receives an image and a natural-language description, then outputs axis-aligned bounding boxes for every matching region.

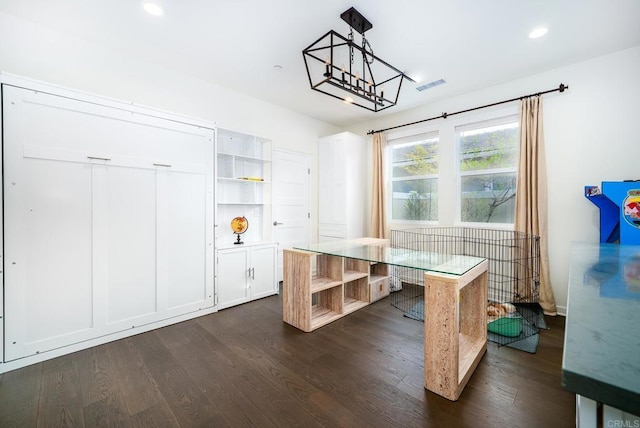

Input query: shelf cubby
[343,276,370,315]
[310,285,343,330]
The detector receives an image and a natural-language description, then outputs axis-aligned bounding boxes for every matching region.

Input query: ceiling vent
[416,79,446,92]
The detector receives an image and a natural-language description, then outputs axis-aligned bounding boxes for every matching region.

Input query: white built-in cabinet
[0,74,215,370]
[215,128,278,309]
[217,244,277,309]
[318,132,367,241]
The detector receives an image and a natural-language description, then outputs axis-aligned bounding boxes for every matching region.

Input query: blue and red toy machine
[585,181,640,245]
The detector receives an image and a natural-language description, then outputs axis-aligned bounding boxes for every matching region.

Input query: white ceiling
[1,0,639,126]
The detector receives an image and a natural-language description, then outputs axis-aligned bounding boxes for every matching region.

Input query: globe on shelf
[231,216,249,245]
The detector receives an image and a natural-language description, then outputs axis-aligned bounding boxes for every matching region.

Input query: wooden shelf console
[283,238,487,401]
[282,240,389,332]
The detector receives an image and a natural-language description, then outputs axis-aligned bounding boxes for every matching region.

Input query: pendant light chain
[363,35,374,65]
[348,27,355,65]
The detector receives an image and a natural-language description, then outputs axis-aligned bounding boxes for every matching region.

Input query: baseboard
[0,305,218,374]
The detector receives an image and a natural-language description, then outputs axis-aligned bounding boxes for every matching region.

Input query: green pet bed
[488,313,523,337]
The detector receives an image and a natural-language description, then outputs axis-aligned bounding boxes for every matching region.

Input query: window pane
[460,173,516,223]
[389,135,439,222]
[459,122,518,171]
[391,140,439,177]
[392,178,438,221]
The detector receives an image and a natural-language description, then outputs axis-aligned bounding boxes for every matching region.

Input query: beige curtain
[515,96,557,315]
[371,132,387,238]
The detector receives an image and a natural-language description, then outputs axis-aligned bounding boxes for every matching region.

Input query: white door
[272,150,311,282]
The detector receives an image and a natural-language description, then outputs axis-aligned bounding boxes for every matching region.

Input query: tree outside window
[390,135,439,221]
[458,119,519,224]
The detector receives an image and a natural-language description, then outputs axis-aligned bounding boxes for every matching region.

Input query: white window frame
[387,128,440,225]
[455,114,519,229]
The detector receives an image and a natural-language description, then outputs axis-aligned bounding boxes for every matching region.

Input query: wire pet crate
[390,227,541,346]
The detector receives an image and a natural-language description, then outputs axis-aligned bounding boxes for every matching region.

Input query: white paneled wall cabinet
[0,74,215,372]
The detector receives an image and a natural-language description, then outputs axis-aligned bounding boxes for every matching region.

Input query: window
[389,132,439,221]
[457,116,519,224]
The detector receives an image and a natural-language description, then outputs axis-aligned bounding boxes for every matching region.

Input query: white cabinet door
[217,247,250,309]
[251,245,277,299]
[216,244,277,309]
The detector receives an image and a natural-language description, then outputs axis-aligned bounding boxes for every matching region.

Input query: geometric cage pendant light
[302,7,415,112]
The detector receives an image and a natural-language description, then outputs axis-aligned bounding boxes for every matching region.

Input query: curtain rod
[367,83,569,135]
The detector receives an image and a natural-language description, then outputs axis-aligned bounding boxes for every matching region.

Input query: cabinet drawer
[319,224,347,238]
[370,277,390,302]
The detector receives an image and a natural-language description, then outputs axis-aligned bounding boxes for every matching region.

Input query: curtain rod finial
[559,83,568,92]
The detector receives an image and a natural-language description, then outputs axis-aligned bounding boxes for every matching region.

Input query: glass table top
[294,241,486,276]
[562,242,640,415]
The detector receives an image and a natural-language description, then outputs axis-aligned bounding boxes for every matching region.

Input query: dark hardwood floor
[0,292,575,427]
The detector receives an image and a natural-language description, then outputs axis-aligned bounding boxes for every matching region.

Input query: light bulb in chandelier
[324,57,331,78]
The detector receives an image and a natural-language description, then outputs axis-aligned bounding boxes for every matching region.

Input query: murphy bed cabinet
[283,239,389,332]
[318,132,366,242]
[0,74,215,372]
[215,128,278,309]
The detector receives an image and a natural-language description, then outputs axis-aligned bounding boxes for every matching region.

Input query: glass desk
[283,238,489,401]
[295,240,486,276]
[562,242,640,423]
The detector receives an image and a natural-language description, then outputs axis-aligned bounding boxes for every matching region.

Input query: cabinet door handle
[153,163,172,168]
[273,221,283,226]
[251,267,255,280]
[87,156,111,161]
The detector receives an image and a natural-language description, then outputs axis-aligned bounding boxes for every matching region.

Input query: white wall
[347,45,640,315]
[3,9,639,315]
[0,11,340,242]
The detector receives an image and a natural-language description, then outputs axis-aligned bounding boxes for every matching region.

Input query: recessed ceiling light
[406,73,422,84]
[273,65,283,72]
[529,27,548,39]
[143,2,163,16]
